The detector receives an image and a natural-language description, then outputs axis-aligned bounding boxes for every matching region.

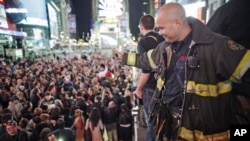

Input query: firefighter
[122,2,250,140]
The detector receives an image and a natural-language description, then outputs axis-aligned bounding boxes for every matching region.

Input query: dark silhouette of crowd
[0,51,134,141]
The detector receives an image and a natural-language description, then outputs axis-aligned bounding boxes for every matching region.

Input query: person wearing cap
[7,95,23,120]
[0,119,30,141]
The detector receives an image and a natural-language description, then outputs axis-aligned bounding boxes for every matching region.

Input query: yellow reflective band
[186,80,232,97]
[147,49,157,69]
[230,50,250,82]
[156,77,164,90]
[127,52,136,66]
[179,127,230,141]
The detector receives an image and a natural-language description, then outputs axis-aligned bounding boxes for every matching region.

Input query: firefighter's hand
[133,88,142,99]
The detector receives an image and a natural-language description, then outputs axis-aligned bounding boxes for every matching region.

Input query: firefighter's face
[155,9,182,43]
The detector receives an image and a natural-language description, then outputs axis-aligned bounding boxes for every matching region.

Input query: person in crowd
[46,84,58,99]
[97,64,108,81]
[40,127,57,141]
[0,108,12,135]
[87,87,96,104]
[102,92,111,109]
[26,107,42,131]
[111,87,125,107]
[103,100,119,141]
[62,77,74,92]
[16,91,27,105]
[85,107,104,141]
[13,78,23,94]
[18,118,32,138]
[49,106,63,130]
[0,119,30,141]
[123,95,133,110]
[62,107,74,128]
[20,101,34,120]
[122,2,250,140]
[71,109,85,141]
[1,86,11,109]
[38,91,57,113]
[30,88,42,110]
[75,91,88,119]
[31,113,53,141]
[52,118,75,141]
[118,103,133,141]
[90,95,103,119]
[30,81,42,99]
[133,14,164,141]
[8,95,23,120]
[117,74,126,91]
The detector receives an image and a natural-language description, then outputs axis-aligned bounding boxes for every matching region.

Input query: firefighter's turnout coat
[123,17,250,140]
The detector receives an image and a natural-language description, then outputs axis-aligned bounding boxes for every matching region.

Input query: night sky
[70,0,92,41]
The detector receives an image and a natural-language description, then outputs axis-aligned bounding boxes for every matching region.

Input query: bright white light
[5,8,28,13]
[183,1,205,18]
[0,29,27,37]
[20,17,48,26]
[99,0,123,17]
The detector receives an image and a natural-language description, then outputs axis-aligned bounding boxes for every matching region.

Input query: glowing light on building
[99,0,123,17]
[183,1,205,19]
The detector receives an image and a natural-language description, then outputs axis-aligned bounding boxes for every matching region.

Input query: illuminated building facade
[0,0,27,59]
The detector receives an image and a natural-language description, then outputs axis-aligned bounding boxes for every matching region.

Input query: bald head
[157,2,186,21]
[155,2,191,42]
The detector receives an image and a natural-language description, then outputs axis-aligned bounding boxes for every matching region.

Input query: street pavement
[135,125,147,141]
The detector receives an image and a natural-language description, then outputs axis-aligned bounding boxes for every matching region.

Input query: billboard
[99,0,123,18]
[47,3,58,39]
[0,4,7,28]
[19,0,48,26]
[5,0,27,23]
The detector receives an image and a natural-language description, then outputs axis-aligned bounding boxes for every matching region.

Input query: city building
[0,0,229,60]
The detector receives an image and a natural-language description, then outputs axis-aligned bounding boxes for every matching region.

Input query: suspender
[147,35,158,42]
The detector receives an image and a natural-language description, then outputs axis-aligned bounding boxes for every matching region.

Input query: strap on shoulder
[147,35,158,42]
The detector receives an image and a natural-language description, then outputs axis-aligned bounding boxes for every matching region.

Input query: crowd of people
[0,51,135,141]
